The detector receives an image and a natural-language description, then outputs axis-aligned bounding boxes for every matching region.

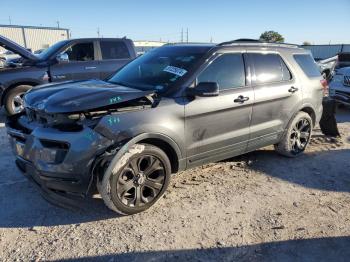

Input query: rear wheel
[4,85,32,115]
[98,144,171,215]
[275,112,313,157]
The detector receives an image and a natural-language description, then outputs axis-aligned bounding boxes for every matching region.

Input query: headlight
[331,74,343,83]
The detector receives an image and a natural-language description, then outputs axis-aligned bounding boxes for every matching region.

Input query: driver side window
[197,53,245,90]
[64,42,95,62]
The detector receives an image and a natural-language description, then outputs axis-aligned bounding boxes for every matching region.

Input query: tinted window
[294,54,321,77]
[65,42,94,61]
[100,41,130,59]
[249,53,291,84]
[197,54,245,90]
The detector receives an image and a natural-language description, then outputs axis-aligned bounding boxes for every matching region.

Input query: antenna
[97,27,100,37]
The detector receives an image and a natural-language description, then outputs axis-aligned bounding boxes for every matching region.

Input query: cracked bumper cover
[6,115,114,208]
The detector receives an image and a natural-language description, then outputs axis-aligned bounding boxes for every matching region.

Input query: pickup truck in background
[0,36,136,115]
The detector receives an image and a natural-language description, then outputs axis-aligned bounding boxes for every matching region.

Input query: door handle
[234,95,249,103]
[288,86,299,93]
[85,66,97,70]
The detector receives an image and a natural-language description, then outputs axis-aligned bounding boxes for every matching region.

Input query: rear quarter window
[100,41,130,60]
[293,54,321,78]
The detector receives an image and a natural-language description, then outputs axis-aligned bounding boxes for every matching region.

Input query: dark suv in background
[0,36,136,114]
[7,40,325,215]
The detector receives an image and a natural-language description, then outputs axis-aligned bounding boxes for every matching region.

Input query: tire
[275,112,313,157]
[4,85,32,115]
[98,143,171,215]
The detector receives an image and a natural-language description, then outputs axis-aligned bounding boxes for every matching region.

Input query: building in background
[134,41,167,55]
[302,44,350,60]
[0,24,69,53]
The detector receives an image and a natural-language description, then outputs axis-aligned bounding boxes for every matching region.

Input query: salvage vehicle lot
[0,108,350,261]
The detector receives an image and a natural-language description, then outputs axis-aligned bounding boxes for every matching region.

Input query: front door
[185,52,253,168]
[49,41,100,82]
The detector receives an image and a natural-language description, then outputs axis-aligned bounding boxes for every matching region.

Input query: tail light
[320,79,329,97]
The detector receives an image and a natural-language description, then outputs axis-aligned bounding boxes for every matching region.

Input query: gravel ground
[0,108,350,262]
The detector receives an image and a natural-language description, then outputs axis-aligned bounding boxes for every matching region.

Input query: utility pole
[186,28,188,43]
[56,21,60,28]
[210,36,213,43]
[97,27,100,37]
[8,16,12,25]
[181,28,183,43]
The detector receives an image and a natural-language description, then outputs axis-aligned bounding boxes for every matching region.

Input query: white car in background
[0,50,21,68]
[0,50,21,61]
[317,55,337,79]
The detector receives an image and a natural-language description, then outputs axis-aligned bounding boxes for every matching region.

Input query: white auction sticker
[163,66,187,77]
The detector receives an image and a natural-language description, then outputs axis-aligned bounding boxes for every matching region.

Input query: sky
[1,0,350,44]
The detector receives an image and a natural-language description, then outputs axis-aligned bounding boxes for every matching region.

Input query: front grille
[344,76,350,87]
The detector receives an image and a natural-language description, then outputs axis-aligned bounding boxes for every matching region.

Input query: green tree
[259,31,285,43]
[302,41,312,45]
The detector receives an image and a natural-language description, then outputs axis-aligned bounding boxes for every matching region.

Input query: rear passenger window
[197,53,245,90]
[100,41,130,59]
[249,53,291,85]
[294,54,321,77]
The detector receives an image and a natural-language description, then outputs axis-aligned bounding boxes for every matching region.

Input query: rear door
[246,52,302,151]
[185,51,254,168]
[49,41,100,82]
[97,40,133,79]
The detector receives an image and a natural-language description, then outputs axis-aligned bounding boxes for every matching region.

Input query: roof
[0,24,69,31]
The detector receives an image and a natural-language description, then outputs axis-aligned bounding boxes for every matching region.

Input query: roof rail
[217,39,298,48]
[217,39,262,46]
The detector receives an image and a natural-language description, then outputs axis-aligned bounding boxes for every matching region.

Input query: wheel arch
[1,81,38,106]
[300,106,316,126]
[130,133,183,174]
[113,133,184,175]
[281,104,317,138]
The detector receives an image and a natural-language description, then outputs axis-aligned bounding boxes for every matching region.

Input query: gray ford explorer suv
[6,39,325,215]
[0,35,136,115]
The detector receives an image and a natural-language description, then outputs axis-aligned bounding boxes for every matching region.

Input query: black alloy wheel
[114,154,166,208]
[290,118,311,155]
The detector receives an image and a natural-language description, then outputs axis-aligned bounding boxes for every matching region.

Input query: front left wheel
[98,144,171,215]
[4,85,32,115]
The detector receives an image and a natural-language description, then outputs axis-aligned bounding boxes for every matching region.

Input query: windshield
[108,46,209,92]
[36,40,69,60]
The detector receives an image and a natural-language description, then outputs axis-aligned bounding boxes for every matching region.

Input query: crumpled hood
[0,35,38,62]
[24,79,154,113]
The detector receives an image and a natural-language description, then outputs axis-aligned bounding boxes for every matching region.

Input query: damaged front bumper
[6,114,114,209]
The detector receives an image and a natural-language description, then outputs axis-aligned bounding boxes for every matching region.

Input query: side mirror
[56,53,69,63]
[187,82,219,97]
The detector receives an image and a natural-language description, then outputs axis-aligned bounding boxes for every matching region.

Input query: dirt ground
[0,108,350,262]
